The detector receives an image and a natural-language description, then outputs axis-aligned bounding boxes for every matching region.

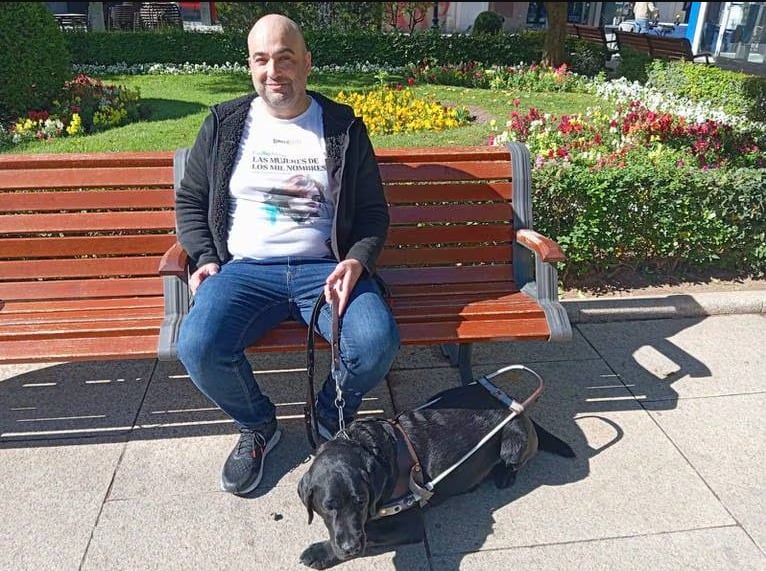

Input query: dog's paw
[299,541,341,569]
[492,464,517,489]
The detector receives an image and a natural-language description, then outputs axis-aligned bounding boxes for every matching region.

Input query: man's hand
[190,262,220,294]
[324,259,363,317]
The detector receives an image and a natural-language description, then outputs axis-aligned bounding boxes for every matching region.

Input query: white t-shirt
[227,97,333,260]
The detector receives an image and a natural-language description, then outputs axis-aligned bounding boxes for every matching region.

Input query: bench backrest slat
[0,189,174,212]
[1,256,163,281]
[389,203,513,225]
[1,211,175,234]
[385,181,512,202]
[0,235,176,259]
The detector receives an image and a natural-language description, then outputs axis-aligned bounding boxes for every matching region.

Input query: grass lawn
[5,71,596,153]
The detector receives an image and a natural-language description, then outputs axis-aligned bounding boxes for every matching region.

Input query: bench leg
[439,343,474,385]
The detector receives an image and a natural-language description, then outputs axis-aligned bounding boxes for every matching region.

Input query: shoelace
[237,429,266,457]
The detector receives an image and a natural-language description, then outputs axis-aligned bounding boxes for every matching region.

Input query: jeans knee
[177,325,226,376]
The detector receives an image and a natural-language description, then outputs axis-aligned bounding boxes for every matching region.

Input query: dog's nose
[338,540,362,557]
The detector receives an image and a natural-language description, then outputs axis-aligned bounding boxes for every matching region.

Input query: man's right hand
[190,262,220,294]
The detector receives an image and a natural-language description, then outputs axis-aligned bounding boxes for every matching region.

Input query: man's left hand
[324,259,363,317]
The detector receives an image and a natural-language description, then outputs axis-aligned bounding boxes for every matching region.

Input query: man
[632,2,658,33]
[175,14,400,496]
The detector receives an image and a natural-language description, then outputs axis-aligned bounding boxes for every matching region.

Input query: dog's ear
[362,451,391,518]
[297,473,314,525]
[500,415,539,469]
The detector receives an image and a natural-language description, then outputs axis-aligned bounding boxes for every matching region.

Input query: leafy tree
[542,2,567,67]
[0,2,71,121]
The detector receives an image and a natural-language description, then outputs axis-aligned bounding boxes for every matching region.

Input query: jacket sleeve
[344,121,389,275]
[175,114,220,267]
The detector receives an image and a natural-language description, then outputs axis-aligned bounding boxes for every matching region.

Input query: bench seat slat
[379,264,513,285]
[1,211,175,234]
[0,256,163,280]
[0,305,163,325]
[0,296,163,315]
[0,335,160,363]
[0,189,174,212]
[0,235,176,259]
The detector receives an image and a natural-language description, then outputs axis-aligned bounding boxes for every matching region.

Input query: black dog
[297,381,575,569]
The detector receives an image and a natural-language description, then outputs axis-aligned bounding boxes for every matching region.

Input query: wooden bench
[566,23,618,57]
[0,145,572,383]
[615,31,715,64]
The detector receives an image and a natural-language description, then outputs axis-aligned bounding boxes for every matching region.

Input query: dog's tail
[533,421,576,458]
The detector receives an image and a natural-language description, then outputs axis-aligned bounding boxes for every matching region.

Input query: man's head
[247,14,312,119]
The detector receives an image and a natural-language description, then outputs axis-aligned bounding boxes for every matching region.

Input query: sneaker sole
[221,428,282,496]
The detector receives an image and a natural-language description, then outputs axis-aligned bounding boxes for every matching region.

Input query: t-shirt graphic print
[228,97,333,260]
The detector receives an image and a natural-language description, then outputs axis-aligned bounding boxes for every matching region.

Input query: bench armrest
[515,229,566,263]
[506,142,571,342]
[159,241,188,277]
[157,242,190,361]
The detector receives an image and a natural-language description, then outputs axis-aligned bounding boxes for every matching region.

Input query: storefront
[692,2,765,64]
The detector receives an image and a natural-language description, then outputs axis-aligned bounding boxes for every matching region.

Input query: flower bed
[335,85,471,135]
[0,74,143,147]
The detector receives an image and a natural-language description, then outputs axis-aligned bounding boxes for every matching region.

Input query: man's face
[248,25,311,118]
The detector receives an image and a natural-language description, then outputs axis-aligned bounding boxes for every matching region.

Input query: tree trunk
[542,2,568,67]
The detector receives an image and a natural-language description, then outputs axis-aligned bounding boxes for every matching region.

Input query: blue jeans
[635,18,650,33]
[176,257,400,430]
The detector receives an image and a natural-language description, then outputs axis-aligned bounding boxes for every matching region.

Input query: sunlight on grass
[5,72,595,154]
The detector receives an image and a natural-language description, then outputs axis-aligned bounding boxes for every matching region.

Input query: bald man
[175,14,400,496]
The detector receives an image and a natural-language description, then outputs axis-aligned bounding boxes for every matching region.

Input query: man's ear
[297,474,314,525]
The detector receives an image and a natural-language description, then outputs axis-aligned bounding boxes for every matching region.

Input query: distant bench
[615,31,715,64]
[0,145,572,384]
[565,23,618,58]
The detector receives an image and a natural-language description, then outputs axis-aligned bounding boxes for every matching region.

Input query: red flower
[407,77,415,86]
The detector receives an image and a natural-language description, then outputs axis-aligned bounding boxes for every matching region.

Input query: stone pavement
[1,290,765,570]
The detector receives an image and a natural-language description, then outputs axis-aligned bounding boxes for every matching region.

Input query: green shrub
[472,11,504,35]
[565,38,607,76]
[531,147,766,282]
[64,29,547,68]
[0,2,71,121]
[614,46,652,83]
[647,60,766,122]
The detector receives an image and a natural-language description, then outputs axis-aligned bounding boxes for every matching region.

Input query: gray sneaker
[221,419,280,495]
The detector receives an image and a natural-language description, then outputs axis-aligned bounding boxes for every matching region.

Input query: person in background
[633,2,658,33]
[174,13,401,496]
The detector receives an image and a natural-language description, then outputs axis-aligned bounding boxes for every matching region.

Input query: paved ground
[1,290,765,570]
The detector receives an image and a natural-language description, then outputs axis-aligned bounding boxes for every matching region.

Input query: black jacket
[176,90,389,276]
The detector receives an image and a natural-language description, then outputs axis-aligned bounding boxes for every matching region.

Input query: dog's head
[297,423,392,560]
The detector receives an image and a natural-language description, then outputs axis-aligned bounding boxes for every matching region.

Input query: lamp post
[431,1,439,30]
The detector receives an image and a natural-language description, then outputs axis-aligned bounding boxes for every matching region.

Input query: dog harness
[371,364,545,520]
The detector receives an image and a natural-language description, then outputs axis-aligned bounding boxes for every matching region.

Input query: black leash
[303,294,325,451]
